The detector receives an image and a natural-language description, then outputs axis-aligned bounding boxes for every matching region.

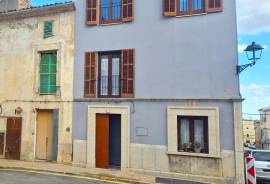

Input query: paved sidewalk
[0,159,154,184]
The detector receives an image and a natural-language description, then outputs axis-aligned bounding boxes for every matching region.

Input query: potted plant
[194,142,201,153]
[182,143,189,152]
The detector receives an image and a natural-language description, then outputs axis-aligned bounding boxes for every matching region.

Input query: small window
[178,0,205,15]
[44,21,53,38]
[100,0,121,23]
[0,133,4,156]
[247,134,249,138]
[40,52,57,95]
[177,116,209,154]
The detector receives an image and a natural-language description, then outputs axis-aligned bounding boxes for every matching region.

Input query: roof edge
[0,2,75,21]
[259,107,270,112]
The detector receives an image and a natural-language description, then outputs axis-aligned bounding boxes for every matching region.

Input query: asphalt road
[0,170,112,184]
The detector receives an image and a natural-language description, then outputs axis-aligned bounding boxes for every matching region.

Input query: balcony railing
[99,75,120,97]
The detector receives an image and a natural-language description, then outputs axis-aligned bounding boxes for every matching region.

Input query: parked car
[244,149,270,182]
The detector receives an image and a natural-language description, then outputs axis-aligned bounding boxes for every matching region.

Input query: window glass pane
[101,0,110,21]
[112,56,120,96]
[100,56,109,96]
[112,0,121,20]
[179,0,189,12]
[181,119,190,145]
[194,120,204,146]
[253,152,270,162]
[192,0,203,10]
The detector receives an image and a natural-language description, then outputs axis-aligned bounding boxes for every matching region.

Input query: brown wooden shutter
[121,49,134,98]
[207,0,222,13]
[84,52,96,97]
[203,118,209,153]
[122,0,134,22]
[163,0,176,16]
[86,0,98,25]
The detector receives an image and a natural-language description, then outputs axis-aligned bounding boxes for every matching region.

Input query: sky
[237,0,270,120]
[31,0,270,120]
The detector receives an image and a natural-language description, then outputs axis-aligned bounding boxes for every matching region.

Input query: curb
[0,166,151,184]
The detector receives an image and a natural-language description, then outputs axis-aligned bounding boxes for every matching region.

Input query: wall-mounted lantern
[237,42,264,74]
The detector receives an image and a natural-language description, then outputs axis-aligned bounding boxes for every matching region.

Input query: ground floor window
[177,116,209,154]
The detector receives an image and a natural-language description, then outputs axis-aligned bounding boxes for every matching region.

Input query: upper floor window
[43,21,54,39]
[40,52,57,95]
[178,0,205,15]
[84,49,134,98]
[164,0,222,17]
[98,52,121,97]
[100,0,121,24]
[86,0,133,25]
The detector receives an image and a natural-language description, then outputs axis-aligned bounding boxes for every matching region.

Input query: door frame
[87,105,130,170]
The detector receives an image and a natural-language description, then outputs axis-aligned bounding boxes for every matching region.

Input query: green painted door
[40,53,57,95]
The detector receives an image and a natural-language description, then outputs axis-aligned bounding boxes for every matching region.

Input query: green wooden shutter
[40,53,57,94]
[44,21,53,38]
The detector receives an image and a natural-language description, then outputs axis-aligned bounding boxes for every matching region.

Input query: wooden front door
[36,110,53,160]
[96,114,109,169]
[5,117,22,160]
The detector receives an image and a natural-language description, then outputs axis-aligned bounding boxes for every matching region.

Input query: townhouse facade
[72,0,244,183]
[0,0,75,163]
[242,119,256,144]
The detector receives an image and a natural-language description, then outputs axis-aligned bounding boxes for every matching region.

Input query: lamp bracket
[237,62,256,74]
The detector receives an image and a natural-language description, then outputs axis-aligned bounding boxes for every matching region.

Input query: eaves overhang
[0,2,75,21]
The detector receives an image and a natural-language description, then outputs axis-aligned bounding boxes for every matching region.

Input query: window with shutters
[40,52,57,95]
[84,49,134,98]
[86,0,133,25]
[177,116,209,154]
[163,0,222,17]
[43,21,53,38]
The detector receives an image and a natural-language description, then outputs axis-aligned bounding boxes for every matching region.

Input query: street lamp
[237,42,264,74]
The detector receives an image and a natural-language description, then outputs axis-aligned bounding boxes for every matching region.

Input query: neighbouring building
[0,1,75,163]
[254,120,262,149]
[242,119,256,144]
[0,0,30,12]
[72,0,244,183]
[259,107,270,149]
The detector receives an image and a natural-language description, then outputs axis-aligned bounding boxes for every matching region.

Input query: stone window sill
[166,151,221,159]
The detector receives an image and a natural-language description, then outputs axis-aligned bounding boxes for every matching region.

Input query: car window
[253,152,270,162]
